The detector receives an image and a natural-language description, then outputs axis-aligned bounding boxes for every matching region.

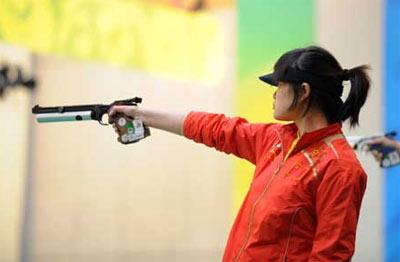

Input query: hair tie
[341,69,350,81]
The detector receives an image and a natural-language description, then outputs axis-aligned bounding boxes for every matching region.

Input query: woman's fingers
[371,150,383,162]
[108,105,138,118]
[108,115,115,124]
[108,106,121,117]
[112,124,120,134]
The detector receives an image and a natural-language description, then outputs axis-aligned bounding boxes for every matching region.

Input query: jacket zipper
[234,131,300,261]
[281,207,302,262]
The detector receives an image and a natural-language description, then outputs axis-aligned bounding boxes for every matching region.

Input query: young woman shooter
[109,46,370,261]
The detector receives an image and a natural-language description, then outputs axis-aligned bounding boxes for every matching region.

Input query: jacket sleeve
[308,162,367,261]
[183,111,273,164]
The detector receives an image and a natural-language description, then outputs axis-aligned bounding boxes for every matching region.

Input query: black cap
[259,73,278,86]
[259,67,309,87]
[259,66,345,99]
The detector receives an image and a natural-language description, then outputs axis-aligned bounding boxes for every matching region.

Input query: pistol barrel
[35,111,94,123]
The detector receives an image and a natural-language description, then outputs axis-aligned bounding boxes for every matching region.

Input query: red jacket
[183,112,367,262]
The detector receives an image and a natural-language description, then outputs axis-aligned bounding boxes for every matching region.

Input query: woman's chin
[273,114,291,121]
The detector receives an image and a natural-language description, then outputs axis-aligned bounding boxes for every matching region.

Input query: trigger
[99,120,109,126]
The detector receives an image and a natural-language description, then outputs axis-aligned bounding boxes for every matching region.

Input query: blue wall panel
[384,0,400,261]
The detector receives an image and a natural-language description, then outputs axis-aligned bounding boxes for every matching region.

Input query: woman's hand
[368,136,399,149]
[108,105,139,122]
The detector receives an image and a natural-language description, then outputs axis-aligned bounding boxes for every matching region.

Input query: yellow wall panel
[0,0,225,84]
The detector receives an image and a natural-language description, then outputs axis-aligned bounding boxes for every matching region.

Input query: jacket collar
[279,122,343,157]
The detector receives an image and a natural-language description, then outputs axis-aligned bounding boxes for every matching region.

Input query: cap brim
[259,73,278,86]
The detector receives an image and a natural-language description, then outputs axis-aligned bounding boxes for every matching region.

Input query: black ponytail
[339,65,371,127]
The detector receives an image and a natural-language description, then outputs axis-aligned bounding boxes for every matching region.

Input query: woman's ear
[300,82,311,102]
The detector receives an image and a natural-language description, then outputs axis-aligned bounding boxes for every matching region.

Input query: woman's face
[273,82,300,121]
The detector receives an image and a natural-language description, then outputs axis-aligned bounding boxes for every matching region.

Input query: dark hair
[273,46,370,127]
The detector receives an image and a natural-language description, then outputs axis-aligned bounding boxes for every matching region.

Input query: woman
[109,46,370,261]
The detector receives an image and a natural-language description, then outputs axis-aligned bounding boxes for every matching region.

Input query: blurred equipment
[348,131,400,168]
[32,97,150,144]
[152,0,233,11]
[0,64,36,98]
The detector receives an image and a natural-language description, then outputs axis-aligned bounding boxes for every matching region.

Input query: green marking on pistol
[126,121,135,133]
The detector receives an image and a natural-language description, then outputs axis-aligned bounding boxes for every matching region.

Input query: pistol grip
[114,113,150,144]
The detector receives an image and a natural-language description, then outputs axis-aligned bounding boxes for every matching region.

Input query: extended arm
[109,106,269,163]
[108,105,187,136]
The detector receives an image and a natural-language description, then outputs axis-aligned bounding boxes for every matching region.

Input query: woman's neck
[294,110,330,136]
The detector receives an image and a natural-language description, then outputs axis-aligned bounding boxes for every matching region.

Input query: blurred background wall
[0,0,398,261]
[316,1,384,261]
[0,44,32,262]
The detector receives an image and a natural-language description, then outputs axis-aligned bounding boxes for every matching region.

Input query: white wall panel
[316,1,383,260]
